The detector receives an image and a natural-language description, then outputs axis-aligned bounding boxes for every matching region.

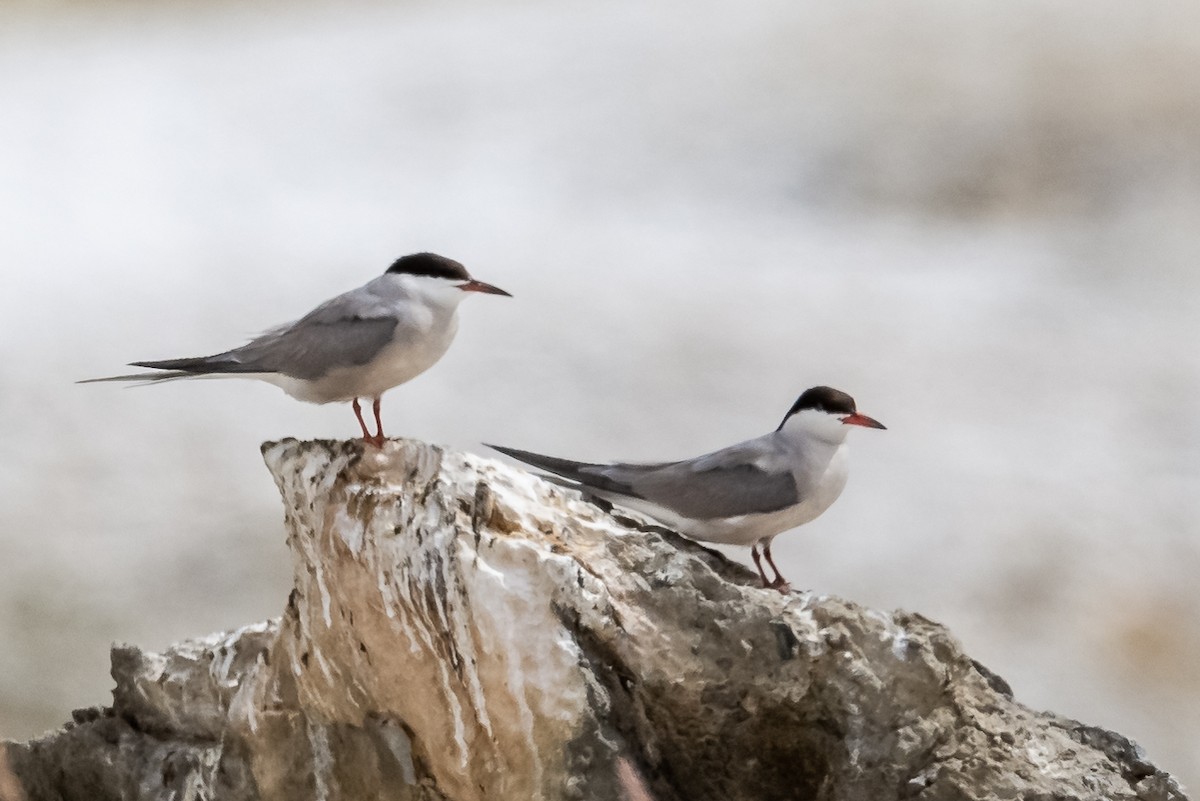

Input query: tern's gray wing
[490,439,799,520]
[125,290,399,381]
[614,442,800,519]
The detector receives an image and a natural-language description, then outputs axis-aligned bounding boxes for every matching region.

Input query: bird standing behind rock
[491,386,884,591]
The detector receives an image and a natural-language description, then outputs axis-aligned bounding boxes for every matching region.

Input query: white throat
[779,408,851,446]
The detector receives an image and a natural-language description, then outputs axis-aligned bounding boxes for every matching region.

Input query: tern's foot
[763,578,792,594]
[362,435,386,449]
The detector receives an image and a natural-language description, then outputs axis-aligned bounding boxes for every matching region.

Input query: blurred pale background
[1,0,1197,789]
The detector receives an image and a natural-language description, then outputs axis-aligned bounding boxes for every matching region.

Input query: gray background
[1,0,1197,789]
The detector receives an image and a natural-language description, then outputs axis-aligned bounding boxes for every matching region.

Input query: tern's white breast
[270,305,461,404]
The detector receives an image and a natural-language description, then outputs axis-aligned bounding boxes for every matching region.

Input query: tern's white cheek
[783,409,849,444]
[432,281,472,307]
[397,275,468,309]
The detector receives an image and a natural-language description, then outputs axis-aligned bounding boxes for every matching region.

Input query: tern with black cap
[82,252,510,446]
[490,386,884,591]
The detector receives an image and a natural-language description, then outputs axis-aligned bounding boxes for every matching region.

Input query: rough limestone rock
[3,439,1189,801]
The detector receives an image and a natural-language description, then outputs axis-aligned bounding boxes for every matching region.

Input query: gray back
[594,439,800,520]
[231,290,400,380]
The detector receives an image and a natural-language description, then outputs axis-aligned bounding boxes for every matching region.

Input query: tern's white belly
[268,316,459,404]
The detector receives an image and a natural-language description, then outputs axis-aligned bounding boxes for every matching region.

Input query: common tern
[490,386,884,591]
[82,252,510,445]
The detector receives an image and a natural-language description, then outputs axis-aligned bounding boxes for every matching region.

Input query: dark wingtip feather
[488,443,644,501]
[127,355,269,375]
[485,443,525,460]
[77,370,194,384]
[129,357,211,372]
[486,443,554,466]
[486,444,596,478]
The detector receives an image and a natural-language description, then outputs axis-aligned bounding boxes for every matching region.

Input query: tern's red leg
[762,542,791,593]
[352,397,383,447]
[750,544,773,587]
[372,397,384,445]
[352,398,371,438]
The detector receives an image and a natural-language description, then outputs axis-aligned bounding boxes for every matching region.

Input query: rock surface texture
[3,439,1189,801]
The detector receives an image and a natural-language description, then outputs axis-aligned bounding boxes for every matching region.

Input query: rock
[3,438,1189,801]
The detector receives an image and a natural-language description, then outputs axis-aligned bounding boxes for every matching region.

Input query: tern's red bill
[841,413,886,430]
[459,279,511,296]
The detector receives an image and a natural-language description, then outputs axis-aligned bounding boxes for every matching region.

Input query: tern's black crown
[778,386,857,429]
[386,253,470,281]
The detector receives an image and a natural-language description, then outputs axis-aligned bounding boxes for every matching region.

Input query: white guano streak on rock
[313,555,333,629]
[311,647,334,685]
[303,448,483,779]
[227,654,263,736]
[785,594,828,657]
[204,621,275,737]
[442,452,612,794]
[863,608,913,662]
[387,513,477,771]
[377,719,418,785]
[207,623,271,686]
[306,720,333,801]
[460,540,545,788]
[458,536,582,794]
[332,506,366,556]
[421,469,571,787]
[392,562,474,772]
[453,460,590,711]
[438,549,498,747]
[460,453,658,658]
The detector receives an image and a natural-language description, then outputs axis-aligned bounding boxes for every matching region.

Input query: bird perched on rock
[490,386,884,591]
[82,252,510,446]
